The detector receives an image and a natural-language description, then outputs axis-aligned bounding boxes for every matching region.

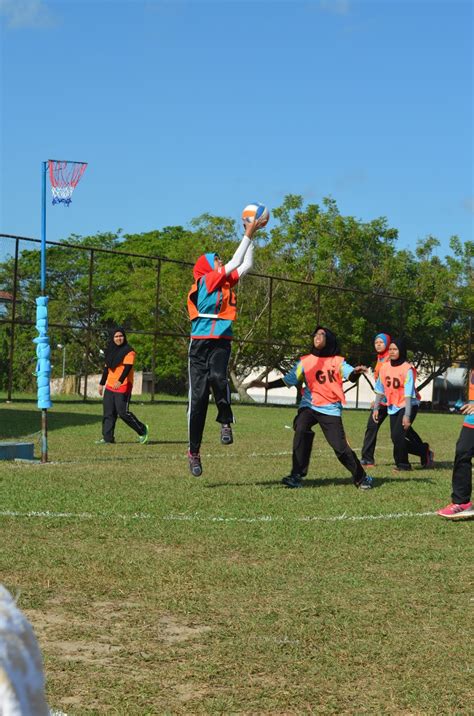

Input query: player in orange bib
[373,337,433,471]
[437,368,474,519]
[186,216,266,477]
[96,327,148,445]
[251,326,372,489]
[360,332,391,467]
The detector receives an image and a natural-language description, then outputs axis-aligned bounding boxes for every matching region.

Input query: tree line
[1,195,472,396]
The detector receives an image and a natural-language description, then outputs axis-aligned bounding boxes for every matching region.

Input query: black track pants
[451,425,474,504]
[389,407,427,468]
[361,404,388,463]
[188,338,234,454]
[102,389,147,442]
[291,407,365,483]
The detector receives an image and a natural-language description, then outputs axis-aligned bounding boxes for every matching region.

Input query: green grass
[0,400,472,715]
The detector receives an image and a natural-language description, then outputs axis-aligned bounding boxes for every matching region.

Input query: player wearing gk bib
[186,216,266,477]
[373,337,433,471]
[360,332,391,467]
[251,326,373,489]
[437,369,474,519]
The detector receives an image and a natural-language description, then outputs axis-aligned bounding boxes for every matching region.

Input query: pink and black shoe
[437,502,474,520]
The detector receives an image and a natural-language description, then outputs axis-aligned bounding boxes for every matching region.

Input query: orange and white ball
[241,203,270,227]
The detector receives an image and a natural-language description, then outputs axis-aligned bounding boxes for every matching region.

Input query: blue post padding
[34,296,53,409]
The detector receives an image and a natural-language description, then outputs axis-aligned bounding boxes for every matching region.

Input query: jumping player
[437,369,474,519]
[373,337,433,471]
[251,326,373,489]
[186,215,265,477]
[360,332,391,467]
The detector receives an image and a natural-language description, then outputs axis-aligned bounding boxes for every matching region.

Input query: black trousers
[361,404,388,463]
[451,426,474,504]
[389,407,427,468]
[102,389,146,442]
[291,407,365,483]
[188,338,233,454]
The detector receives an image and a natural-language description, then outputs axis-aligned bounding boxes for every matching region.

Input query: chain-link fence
[1,234,472,406]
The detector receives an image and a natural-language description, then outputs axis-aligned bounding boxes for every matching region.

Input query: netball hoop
[48,159,88,206]
[36,157,88,463]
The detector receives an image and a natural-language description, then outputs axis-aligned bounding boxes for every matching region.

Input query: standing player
[373,337,433,471]
[186,216,265,477]
[96,327,148,444]
[360,332,391,467]
[251,326,373,489]
[437,369,474,519]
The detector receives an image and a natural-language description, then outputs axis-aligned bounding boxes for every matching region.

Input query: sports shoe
[188,451,202,477]
[422,445,434,469]
[281,475,304,488]
[95,438,115,444]
[361,459,375,468]
[355,475,374,490]
[220,423,233,445]
[437,502,474,520]
[138,424,149,444]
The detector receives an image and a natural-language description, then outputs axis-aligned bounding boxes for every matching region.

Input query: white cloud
[318,0,351,16]
[0,0,56,29]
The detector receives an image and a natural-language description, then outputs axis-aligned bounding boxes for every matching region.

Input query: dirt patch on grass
[25,597,212,671]
[158,614,211,644]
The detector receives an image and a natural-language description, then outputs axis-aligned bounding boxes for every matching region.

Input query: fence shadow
[0,408,101,439]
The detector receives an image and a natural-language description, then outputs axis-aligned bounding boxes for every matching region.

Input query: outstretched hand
[353,365,369,374]
[244,216,267,239]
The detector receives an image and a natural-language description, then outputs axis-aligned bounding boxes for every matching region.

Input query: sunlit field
[1,398,471,715]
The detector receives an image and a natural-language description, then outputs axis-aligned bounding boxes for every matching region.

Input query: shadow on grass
[117,440,187,446]
[206,475,437,489]
[0,408,101,439]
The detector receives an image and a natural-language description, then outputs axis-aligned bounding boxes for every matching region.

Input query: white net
[51,185,75,204]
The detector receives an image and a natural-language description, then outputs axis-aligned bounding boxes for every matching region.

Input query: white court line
[0,510,151,520]
[0,509,437,523]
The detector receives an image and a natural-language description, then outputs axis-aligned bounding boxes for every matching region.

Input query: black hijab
[104,326,133,369]
[390,337,408,367]
[311,325,341,357]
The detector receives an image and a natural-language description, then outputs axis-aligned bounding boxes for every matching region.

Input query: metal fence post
[7,238,19,401]
[151,259,162,403]
[469,313,473,372]
[264,276,274,405]
[82,249,94,401]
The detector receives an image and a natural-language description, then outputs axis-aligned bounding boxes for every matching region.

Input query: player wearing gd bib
[186,215,266,477]
[250,326,373,489]
[373,337,433,471]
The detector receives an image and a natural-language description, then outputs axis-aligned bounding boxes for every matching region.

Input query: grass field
[0,398,472,715]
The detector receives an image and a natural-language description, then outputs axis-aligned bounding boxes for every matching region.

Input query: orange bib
[300,354,346,406]
[187,279,237,321]
[379,361,417,408]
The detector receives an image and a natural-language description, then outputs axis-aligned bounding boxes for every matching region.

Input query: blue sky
[0,0,472,263]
